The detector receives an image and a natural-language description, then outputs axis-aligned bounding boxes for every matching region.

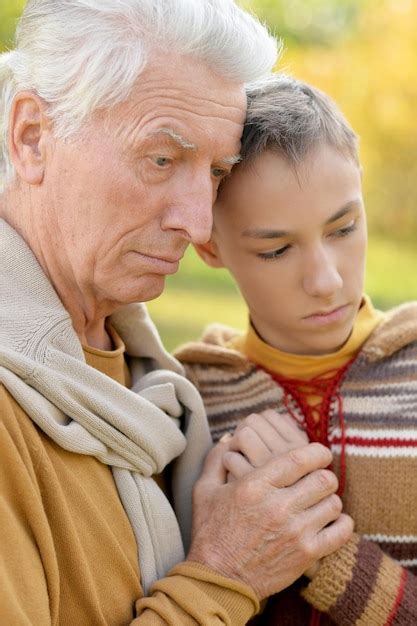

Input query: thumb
[197,440,231,489]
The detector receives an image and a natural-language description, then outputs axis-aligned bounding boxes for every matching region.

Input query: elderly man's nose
[162,181,214,244]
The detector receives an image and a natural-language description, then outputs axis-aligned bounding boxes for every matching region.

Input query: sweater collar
[175,300,417,368]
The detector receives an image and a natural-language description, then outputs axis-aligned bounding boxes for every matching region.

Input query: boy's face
[198,144,367,355]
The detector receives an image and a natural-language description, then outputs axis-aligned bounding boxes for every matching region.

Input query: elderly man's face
[43,54,246,309]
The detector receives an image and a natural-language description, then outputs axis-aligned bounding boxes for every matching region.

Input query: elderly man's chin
[136,273,167,303]
[98,271,167,307]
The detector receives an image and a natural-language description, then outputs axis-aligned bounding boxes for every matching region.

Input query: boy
[175,75,417,624]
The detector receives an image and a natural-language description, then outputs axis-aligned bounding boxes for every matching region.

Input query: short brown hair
[241,74,359,165]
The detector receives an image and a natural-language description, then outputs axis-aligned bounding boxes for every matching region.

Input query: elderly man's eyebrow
[221,154,242,166]
[148,128,197,150]
[148,128,241,166]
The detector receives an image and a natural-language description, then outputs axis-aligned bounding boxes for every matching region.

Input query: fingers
[269,443,333,488]
[315,513,355,559]
[288,467,339,511]
[251,442,333,489]
[223,450,254,479]
[235,410,308,452]
[261,409,308,446]
[226,411,309,479]
[228,427,272,467]
[235,413,281,449]
[303,493,343,531]
[196,440,229,489]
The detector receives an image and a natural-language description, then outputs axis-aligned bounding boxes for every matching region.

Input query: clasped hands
[188,409,353,600]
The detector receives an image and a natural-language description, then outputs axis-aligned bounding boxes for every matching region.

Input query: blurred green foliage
[238,0,417,244]
[1,0,416,349]
[0,1,25,51]
[240,0,364,46]
[2,0,415,242]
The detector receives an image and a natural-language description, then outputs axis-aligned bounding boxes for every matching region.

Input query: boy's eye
[257,245,290,260]
[332,220,356,238]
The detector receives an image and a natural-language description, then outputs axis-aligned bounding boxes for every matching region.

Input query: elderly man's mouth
[131,250,184,274]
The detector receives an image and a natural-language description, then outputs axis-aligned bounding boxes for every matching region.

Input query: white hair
[0,0,278,189]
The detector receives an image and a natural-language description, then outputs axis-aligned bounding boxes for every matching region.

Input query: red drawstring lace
[260,358,354,497]
[310,608,322,626]
[259,359,355,626]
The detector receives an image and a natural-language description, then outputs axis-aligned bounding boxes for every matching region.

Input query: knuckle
[233,427,253,450]
[235,477,257,504]
[285,518,302,544]
[310,442,332,461]
[329,494,343,516]
[273,495,292,525]
[239,426,254,441]
[300,536,316,561]
[340,514,355,540]
[243,412,260,425]
[288,447,306,467]
[315,469,337,492]
[244,414,262,430]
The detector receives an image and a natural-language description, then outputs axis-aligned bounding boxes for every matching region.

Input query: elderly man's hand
[187,439,353,600]
[222,409,345,581]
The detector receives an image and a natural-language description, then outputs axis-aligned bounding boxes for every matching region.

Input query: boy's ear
[194,239,225,269]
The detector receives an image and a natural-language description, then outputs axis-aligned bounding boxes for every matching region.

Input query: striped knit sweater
[175,302,417,625]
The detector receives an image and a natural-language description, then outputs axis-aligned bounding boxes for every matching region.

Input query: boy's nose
[302,248,343,298]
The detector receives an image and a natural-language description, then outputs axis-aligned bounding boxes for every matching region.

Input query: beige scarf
[0,219,212,593]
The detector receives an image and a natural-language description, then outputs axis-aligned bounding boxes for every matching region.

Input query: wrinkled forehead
[102,53,247,147]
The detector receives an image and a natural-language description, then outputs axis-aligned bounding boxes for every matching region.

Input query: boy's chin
[306,328,354,356]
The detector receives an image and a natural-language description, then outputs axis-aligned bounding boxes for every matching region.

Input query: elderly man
[0,1,353,624]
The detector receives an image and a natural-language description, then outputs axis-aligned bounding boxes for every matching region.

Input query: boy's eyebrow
[242,227,289,239]
[242,200,362,239]
[324,200,362,225]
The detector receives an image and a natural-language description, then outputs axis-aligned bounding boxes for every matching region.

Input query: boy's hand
[222,408,308,478]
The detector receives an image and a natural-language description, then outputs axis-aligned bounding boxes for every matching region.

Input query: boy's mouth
[302,304,349,326]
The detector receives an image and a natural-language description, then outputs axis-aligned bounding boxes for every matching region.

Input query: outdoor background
[1,0,416,350]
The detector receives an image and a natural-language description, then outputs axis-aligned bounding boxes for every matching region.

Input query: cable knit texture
[176,305,417,625]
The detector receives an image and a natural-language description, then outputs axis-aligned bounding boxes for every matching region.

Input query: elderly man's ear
[9,92,52,185]
[194,239,225,269]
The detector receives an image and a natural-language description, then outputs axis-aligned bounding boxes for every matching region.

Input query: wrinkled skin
[189,438,353,600]
[3,52,246,349]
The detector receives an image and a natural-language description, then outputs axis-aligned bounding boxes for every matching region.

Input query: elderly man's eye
[211,166,230,180]
[152,156,172,167]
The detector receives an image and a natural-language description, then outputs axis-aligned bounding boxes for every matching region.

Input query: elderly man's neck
[1,191,114,351]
